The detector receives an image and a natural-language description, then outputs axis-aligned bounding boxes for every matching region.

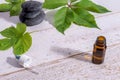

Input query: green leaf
[0,38,13,50]
[13,33,32,55]
[54,7,74,34]
[16,23,26,35]
[10,3,21,16]
[72,8,99,28]
[0,27,18,38]
[5,0,11,2]
[74,0,110,13]
[6,0,21,4]
[6,0,24,4]
[70,0,77,3]
[0,3,12,12]
[43,0,68,9]
[21,0,25,3]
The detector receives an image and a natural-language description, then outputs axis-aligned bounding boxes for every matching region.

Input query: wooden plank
[0,11,120,76]
[0,44,120,80]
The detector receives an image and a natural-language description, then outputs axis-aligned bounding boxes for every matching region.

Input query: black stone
[21,10,41,18]
[19,11,45,26]
[22,1,42,12]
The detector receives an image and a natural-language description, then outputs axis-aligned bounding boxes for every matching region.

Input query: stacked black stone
[19,1,45,26]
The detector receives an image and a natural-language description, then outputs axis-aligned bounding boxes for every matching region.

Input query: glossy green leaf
[13,33,32,55]
[0,27,18,38]
[6,0,21,4]
[70,0,77,3]
[0,38,13,50]
[43,0,68,9]
[0,23,32,55]
[21,0,25,3]
[54,7,74,34]
[74,0,110,13]
[16,23,26,35]
[0,4,12,12]
[1,0,25,16]
[10,3,21,16]
[72,8,99,28]
[5,0,11,2]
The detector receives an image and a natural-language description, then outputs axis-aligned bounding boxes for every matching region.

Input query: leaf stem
[67,2,72,8]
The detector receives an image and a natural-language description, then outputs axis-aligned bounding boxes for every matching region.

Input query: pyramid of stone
[19,1,45,26]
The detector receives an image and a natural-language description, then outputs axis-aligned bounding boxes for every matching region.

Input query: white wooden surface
[0,0,120,80]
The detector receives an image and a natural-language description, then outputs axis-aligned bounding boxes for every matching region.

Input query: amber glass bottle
[92,36,107,64]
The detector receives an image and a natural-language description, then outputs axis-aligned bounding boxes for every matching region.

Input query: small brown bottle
[92,36,107,64]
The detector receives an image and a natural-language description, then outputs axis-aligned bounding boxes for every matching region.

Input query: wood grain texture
[1,45,120,80]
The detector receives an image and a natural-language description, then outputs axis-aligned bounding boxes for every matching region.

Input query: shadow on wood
[25,68,39,75]
[45,10,57,26]
[51,46,92,63]
[6,57,22,68]
[0,12,20,24]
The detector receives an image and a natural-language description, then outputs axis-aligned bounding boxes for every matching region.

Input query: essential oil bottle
[92,36,107,64]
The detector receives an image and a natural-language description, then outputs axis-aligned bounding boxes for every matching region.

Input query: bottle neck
[95,36,106,47]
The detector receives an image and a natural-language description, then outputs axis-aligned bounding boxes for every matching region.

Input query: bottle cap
[96,36,106,46]
[16,55,32,68]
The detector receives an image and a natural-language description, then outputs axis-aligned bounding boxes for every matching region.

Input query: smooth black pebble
[21,10,41,18]
[22,1,42,11]
[20,11,45,26]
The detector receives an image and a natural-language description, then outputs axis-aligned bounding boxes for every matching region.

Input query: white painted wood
[1,45,120,80]
[0,0,120,79]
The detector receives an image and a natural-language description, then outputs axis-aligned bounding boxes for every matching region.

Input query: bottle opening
[98,36,106,41]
